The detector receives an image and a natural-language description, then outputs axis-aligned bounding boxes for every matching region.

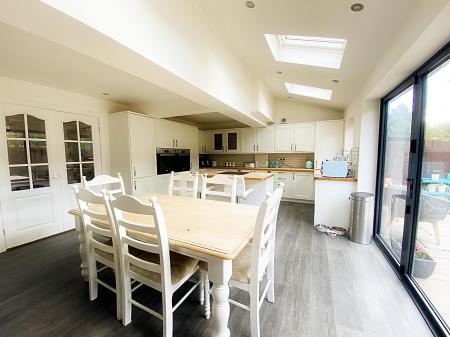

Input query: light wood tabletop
[69,192,260,260]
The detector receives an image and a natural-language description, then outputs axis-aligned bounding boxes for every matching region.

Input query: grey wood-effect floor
[0,202,433,337]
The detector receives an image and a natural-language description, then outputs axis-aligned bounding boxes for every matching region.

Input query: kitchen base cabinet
[273,171,314,201]
[156,173,171,194]
[314,180,356,229]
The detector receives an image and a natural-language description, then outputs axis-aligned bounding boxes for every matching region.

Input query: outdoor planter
[390,237,436,279]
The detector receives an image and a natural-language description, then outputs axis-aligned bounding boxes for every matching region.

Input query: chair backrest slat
[201,174,237,203]
[250,185,284,282]
[106,194,172,289]
[168,171,199,198]
[82,174,125,196]
[90,238,115,254]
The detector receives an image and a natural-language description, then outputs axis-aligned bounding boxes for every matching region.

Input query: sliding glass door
[375,43,450,336]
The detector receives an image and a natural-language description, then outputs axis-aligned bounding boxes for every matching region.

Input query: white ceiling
[198,0,417,110]
[0,22,206,116]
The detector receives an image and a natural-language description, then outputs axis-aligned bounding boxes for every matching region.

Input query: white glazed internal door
[0,105,64,248]
[60,113,101,230]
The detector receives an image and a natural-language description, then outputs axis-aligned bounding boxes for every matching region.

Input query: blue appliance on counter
[322,160,349,178]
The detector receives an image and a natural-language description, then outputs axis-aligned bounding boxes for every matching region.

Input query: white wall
[344,1,450,194]
[273,99,344,124]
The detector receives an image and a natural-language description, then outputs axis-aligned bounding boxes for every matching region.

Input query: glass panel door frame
[374,41,450,337]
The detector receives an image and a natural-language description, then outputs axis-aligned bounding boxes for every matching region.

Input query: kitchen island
[199,169,274,205]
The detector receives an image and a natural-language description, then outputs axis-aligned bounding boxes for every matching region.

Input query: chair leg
[204,272,211,319]
[88,258,98,301]
[432,221,441,245]
[122,271,132,326]
[199,270,205,305]
[250,294,260,337]
[113,262,122,320]
[267,251,275,303]
[162,291,173,337]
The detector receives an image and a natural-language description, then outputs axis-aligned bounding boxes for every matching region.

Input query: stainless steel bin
[349,192,374,244]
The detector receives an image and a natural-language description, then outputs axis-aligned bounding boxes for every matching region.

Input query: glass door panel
[413,60,450,327]
[379,86,414,261]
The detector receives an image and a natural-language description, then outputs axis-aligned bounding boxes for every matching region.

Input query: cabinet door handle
[257,144,259,151]
[295,144,297,151]
[134,180,137,190]
[173,139,175,147]
[133,166,136,177]
[253,144,255,151]
[176,139,178,147]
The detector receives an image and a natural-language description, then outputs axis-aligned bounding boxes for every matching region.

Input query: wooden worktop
[201,169,274,181]
[200,166,314,173]
[69,193,259,260]
[314,170,358,182]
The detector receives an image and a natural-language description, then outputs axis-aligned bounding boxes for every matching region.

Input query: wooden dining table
[69,192,260,337]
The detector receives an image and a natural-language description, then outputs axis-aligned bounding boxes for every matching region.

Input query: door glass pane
[65,142,79,162]
[63,121,78,141]
[228,132,238,150]
[5,114,25,138]
[66,164,81,184]
[27,115,46,139]
[214,133,223,151]
[379,86,414,261]
[29,141,48,164]
[31,165,50,188]
[80,142,94,161]
[82,163,95,181]
[9,166,30,191]
[7,140,28,165]
[413,60,450,326]
[79,122,92,141]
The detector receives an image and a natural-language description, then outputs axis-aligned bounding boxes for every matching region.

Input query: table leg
[208,257,232,337]
[74,215,89,281]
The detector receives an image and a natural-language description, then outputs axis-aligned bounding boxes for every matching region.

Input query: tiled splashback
[206,153,314,168]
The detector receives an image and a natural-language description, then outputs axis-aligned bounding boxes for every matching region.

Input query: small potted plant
[412,242,436,279]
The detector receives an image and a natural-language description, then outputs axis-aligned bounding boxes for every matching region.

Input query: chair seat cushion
[231,243,264,284]
[130,252,199,285]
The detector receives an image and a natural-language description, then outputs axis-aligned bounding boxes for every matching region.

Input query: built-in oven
[156,148,190,175]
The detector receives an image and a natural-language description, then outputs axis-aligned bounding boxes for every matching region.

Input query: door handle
[176,139,178,147]
[257,144,259,151]
[173,139,175,147]
[134,180,137,190]
[407,178,414,199]
[133,166,136,177]
[295,144,297,151]
[253,144,255,151]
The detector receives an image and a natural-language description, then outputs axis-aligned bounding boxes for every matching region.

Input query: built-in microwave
[156,148,190,175]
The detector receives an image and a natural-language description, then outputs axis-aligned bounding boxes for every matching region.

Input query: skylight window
[265,34,347,69]
[285,82,332,101]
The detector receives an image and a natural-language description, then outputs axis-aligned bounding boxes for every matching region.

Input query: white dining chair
[82,173,125,196]
[74,187,122,320]
[168,171,199,198]
[105,194,201,336]
[201,174,237,203]
[228,185,284,337]
[236,176,253,203]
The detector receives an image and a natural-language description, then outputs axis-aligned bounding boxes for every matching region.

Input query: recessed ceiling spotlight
[102,92,111,96]
[245,1,255,8]
[351,3,364,12]
[276,70,282,75]
[332,79,340,83]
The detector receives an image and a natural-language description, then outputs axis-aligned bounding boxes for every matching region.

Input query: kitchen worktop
[200,166,314,173]
[200,169,274,181]
[314,170,358,182]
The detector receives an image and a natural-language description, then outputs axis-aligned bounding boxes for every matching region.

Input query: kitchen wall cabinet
[109,112,157,195]
[241,128,274,153]
[155,119,197,150]
[273,171,314,201]
[198,130,211,154]
[211,129,240,153]
[314,120,344,169]
[274,123,315,152]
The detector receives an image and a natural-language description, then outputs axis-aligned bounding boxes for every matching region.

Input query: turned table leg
[208,257,232,337]
[74,215,88,281]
